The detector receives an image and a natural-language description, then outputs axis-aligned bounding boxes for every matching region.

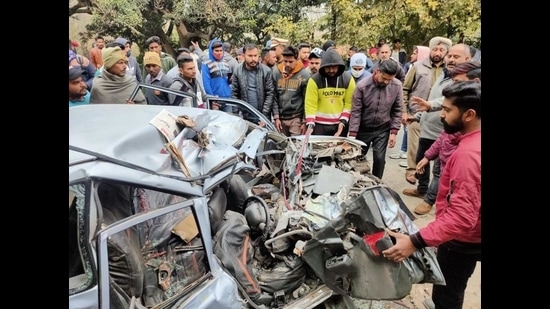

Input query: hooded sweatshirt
[304,48,355,126]
[416,46,430,63]
[201,38,232,98]
[348,53,373,83]
[272,60,311,120]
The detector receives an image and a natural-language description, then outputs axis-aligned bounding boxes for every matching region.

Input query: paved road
[352,127,481,309]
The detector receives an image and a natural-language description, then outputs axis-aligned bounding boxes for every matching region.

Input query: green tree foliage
[69,0,480,58]
[318,0,481,52]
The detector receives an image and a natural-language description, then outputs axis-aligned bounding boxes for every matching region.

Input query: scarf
[90,68,146,104]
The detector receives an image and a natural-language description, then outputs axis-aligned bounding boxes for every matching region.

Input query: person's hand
[211,101,221,110]
[275,119,282,132]
[405,115,417,124]
[299,122,306,135]
[258,120,266,128]
[416,157,429,174]
[126,99,135,104]
[388,133,396,148]
[191,41,199,48]
[401,112,408,125]
[411,96,431,112]
[334,122,345,137]
[381,229,417,263]
[305,123,314,135]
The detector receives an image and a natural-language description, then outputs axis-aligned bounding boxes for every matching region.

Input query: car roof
[69,104,248,178]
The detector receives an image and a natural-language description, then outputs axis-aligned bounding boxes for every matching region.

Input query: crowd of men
[69,34,481,309]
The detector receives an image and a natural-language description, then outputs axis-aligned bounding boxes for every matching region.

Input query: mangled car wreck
[69,104,444,309]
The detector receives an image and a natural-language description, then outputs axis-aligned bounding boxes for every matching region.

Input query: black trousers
[356,128,390,179]
[432,243,481,309]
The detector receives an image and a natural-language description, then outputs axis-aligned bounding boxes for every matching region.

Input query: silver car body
[69,103,443,309]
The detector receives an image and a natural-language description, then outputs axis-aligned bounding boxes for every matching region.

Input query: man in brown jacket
[401,36,451,184]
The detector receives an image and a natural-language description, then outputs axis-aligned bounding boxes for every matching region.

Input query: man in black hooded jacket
[304,48,355,137]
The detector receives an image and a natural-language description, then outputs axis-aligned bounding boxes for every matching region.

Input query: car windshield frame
[128,83,276,132]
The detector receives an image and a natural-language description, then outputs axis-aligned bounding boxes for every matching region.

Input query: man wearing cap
[70,40,79,53]
[90,46,146,104]
[401,36,451,185]
[69,66,90,107]
[69,39,96,91]
[114,37,142,83]
[404,43,473,216]
[368,47,378,62]
[236,48,245,64]
[321,40,336,52]
[348,52,372,83]
[270,37,289,64]
[306,47,323,75]
[143,51,173,105]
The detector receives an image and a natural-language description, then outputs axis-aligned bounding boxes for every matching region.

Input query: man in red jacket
[383,81,481,309]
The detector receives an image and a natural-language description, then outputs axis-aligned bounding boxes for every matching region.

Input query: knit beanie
[102,47,128,70]
[350,53,367,68]
[69,65,83,80]
[69,50,76,62]
[368,47,378,55]
[429,36,452,50]
[322,40,336,51]
[114,37,129,47]
[143,51,162,67]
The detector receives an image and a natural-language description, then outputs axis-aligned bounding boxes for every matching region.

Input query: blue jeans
[400,125,408,152]
[356,128,390,179]
[432,242,481,309]
[424,158,440,205]
[415,138,436,193]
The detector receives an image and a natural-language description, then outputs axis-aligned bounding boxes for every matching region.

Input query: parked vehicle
[69,95,444,309]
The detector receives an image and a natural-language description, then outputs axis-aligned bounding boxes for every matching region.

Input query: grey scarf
[90,68,146,104]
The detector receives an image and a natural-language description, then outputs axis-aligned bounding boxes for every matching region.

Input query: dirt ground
[352,128,481,309]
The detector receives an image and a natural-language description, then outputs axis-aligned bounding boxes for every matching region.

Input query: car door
[94,182,240,309]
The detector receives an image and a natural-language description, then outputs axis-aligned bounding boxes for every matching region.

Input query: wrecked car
[69,103,444,309]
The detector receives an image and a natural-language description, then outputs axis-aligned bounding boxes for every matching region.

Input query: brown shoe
[402,188,426,198]
[405,173,417,185]
[414,201,433,215]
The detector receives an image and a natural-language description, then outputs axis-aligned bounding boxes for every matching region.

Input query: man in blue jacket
[202,39,233,112]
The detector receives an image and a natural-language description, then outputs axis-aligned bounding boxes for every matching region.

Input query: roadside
[351,127,481,309]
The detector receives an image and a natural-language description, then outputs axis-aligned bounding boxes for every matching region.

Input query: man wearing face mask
[348,60,403,179]
[348,52,372,83]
